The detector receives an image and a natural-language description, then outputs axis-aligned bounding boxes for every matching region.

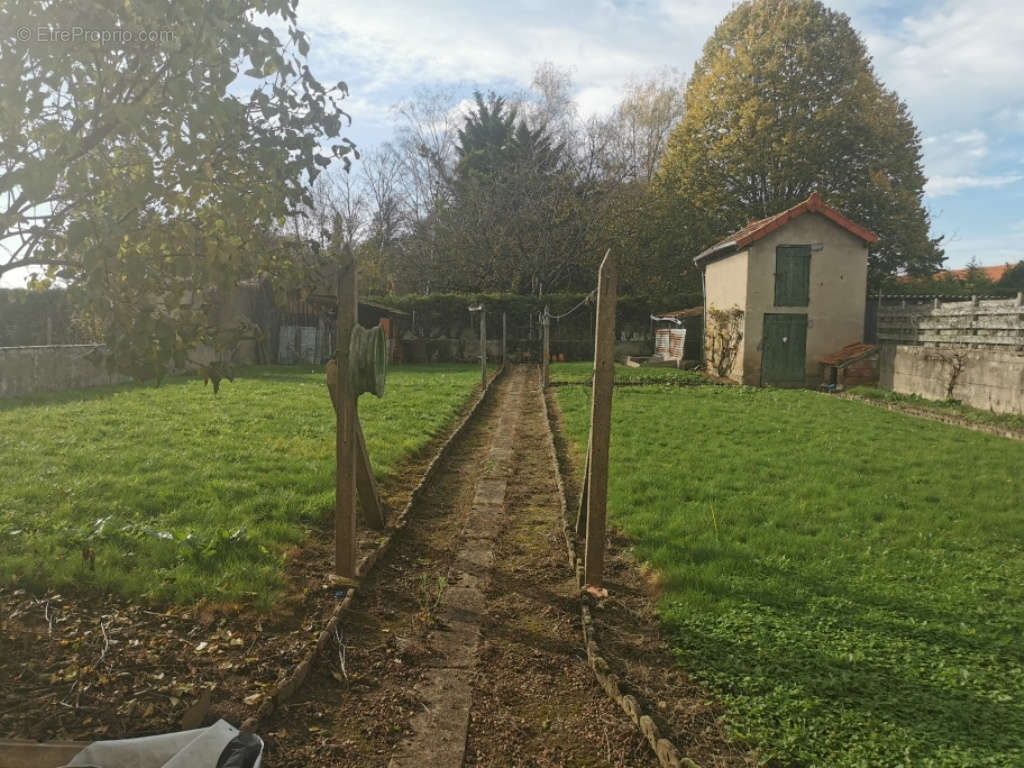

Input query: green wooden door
[761,313,808,388]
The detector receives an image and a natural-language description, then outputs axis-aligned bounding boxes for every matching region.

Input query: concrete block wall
[879,344,1024,415]
[0,345,128,399]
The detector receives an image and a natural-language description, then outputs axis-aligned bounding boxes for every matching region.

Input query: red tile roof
[820,342,877,366]
[936,264,1014,282]
[695,193,879,265]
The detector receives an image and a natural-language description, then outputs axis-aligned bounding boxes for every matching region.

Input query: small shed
[304,294,409,364]
[694,193,878,387]
[820,342,879,390]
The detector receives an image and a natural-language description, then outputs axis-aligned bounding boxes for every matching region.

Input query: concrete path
[387,370,526,768]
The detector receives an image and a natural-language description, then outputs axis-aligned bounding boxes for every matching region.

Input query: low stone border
[548,378,728,389]
[241,365,506,731]
[835,392,1024,441]
[539,382,698,768]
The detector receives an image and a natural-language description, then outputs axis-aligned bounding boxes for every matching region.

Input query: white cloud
[925,174,1023,197]
[297,0,701,121]
[573,84,623,118]
[859,0,1024,133]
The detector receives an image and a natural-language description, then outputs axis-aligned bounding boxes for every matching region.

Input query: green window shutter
[775,245,811,306]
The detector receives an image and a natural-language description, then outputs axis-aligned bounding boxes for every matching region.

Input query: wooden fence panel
[877,295,1024,349]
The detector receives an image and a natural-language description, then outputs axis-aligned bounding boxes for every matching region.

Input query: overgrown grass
[849,386,1024,432]
[0,364,486,607]
[557,384,1024,767]
[549,361,705,386]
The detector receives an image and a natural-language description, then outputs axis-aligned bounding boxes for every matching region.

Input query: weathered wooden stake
[480,308,487,388]
[502,312,507,365]
[326,360,386,532]
[354,419,386,530]
[575,448,590,536]
[335,249,358,579]
[583,250,616,592]
[542,305,550,387]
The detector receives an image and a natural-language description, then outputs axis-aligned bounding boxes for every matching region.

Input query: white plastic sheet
[61,719,262,768]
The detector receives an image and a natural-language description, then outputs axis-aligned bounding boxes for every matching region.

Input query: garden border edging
[539,381,699,768]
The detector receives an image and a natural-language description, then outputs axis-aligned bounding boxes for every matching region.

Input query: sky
[293,0,1024,271]
[3,0,1021,289]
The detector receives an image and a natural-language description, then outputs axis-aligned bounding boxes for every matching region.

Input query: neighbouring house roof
[694,192,880,267]
[820,342,877,367]
[900,263,1017,283]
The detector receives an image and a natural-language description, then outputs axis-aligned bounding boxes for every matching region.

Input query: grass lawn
[556,384,1024,767]
[849,386,1024,432]
[0,364,487,607]
[550,361,705,386]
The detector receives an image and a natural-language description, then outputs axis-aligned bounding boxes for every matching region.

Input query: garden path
[261,365,655,766]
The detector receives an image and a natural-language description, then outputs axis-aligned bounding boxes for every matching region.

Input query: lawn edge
[240,364,507,731]
[540,384,699,768]
[835,391,1024,441]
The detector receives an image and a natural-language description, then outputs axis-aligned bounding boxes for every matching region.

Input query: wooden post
[335,250,358,579]
[480,308,487,388]
[542,306,550,387]
[326,360,386,531]
[575,449,590,536]
[1018,293,1024,345]
[502,312,507,366]
[583,250,616,593]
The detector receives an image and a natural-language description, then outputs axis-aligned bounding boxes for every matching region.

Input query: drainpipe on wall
[700,267,707,367]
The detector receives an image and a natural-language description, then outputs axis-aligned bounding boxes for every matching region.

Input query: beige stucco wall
[740,213,868,385]
[703,249,748,381]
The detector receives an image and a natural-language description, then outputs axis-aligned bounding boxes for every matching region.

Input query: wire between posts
[543,289,597,323]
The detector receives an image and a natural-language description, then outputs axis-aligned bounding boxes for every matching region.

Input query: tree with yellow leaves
[657,0,943,285]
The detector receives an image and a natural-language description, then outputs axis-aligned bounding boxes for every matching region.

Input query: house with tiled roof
[694,193,878,387]
[933,264,1015,283]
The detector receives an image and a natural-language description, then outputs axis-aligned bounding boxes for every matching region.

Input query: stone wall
[879,344,1024,415]
[0,345,128,399]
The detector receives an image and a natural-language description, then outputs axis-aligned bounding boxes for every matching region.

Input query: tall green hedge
[366,292,701,341]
